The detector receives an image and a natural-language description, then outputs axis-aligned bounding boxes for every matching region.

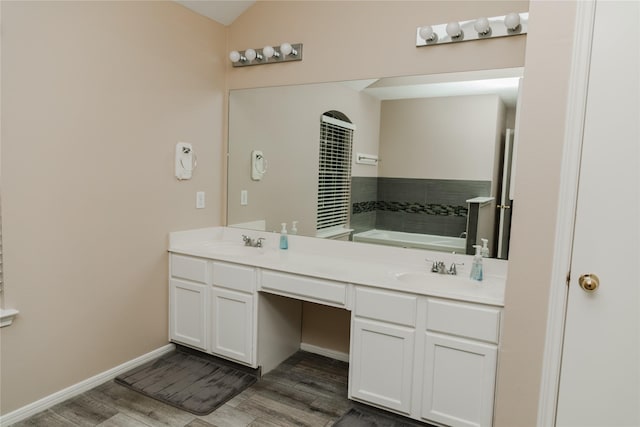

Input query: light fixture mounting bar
[231,43,303,67]
[416,13,528,47]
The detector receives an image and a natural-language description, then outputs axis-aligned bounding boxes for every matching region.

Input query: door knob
[578,273,600,292]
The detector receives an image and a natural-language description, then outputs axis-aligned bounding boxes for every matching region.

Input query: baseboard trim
[300,342,349,362]
[0,343,175,426]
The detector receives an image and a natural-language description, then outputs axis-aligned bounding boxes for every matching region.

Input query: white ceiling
[341,68,524,108]
[175,1,255,26]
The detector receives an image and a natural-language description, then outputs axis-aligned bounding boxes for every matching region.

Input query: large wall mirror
[227,67,523,259]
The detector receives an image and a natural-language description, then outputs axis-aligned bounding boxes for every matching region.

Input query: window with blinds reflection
[317,112,356,233]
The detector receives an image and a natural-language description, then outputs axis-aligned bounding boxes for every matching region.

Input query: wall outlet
[196,191,205,209]
[241,190,248,206]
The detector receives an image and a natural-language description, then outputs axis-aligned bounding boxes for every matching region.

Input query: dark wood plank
[184,419,216,427]
[87,381,196,427]
[11,409,80,427]
[236,393,331,427]
[197,403,256,426]
[309,395,354,419]
[49,394,118,426]
[247,377,317,408]
[96,412,153,427]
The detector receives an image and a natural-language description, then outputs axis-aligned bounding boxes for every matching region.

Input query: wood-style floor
[11,351,357,427]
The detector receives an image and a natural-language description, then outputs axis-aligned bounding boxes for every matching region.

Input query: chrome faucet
[427,259,463,275]
[242,235,265,248]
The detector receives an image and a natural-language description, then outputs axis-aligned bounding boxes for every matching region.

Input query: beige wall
[227,82,380,236]
[379,95,504,183]
[0,1,226,414]
[494,2,577,425]
[301,303,351,354]
[0,1,581,425]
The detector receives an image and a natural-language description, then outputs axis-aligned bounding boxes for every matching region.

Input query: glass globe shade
[504,12,521,30]
[280,43,293,57]
[419,25,435,41]
[229,51,241,63]
[446,22,462,38]
[244,48,257,62]
[474,17,490,34]
[263,45,275,59]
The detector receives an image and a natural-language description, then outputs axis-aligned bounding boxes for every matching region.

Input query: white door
[556,1,639,426]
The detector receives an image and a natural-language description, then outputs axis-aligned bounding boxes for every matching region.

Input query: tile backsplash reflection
[351,177,490,238]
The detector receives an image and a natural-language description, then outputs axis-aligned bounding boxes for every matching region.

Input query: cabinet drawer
[426,299,501,343]
[354,287,417,327]
[260,270,347,307]
[171,254,210,284]
[212,262,256,293]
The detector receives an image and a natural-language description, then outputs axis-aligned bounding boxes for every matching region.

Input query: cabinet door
[211,287,254,365]
[169,279,207,350]
[421,332,497,427]
[350,318,415,414]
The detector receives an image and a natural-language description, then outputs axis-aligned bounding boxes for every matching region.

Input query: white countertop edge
[466,196,495,204]
[0,308,19,327]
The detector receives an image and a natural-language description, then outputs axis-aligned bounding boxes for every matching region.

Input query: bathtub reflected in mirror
[353,229,466,254]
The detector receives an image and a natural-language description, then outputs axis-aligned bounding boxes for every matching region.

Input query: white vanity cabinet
[169,254,211,350]
[210,262,257,366]
[349,287,418,414]
[168,228,506,427]
[349,288,502,427]
[169,254,257,366]
[420,298,501,427]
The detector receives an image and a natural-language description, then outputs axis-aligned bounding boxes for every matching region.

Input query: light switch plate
[196,191,205,209]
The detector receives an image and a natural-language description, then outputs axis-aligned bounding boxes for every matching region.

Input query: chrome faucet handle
[448,263,458,275]
[242,235,252,246]
[426,259,439,273]
[256,238,266,248]
[447,262,465,275]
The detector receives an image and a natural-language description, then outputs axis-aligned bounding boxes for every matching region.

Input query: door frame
[537,1,597,426]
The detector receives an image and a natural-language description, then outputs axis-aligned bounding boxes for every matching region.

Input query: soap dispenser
[470,244,483,281]
[291,221,298,235]
[480,238,490,258]
[279,223,289,250]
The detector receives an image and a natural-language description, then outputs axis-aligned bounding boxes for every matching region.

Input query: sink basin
[394,271,431,285]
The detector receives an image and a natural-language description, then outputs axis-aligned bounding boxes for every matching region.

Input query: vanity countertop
[169,227,506,307]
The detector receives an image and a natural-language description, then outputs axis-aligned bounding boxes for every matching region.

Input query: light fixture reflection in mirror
[227,68,523,260]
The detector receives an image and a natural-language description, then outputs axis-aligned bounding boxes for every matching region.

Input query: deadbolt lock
[578,273,600,292]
